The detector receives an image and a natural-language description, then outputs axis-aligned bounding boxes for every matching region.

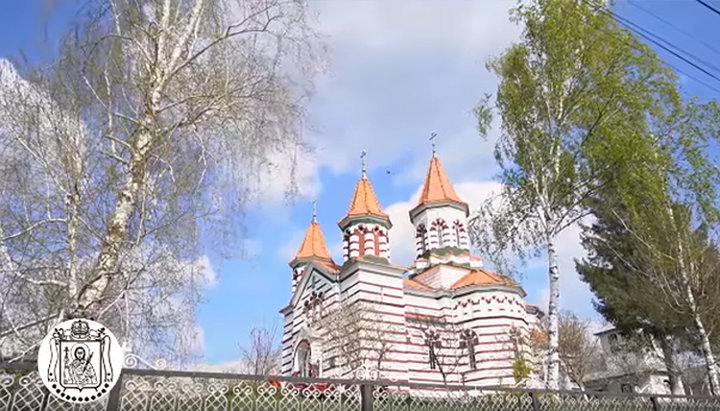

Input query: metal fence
[2,359,720,411]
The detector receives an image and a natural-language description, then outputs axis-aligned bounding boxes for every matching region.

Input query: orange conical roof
[417,155,467,207]
[451,269,520,290]
[290,220,333,266]
[345,176,389,219]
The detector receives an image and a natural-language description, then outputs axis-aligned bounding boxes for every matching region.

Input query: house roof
[344,176,389,220]
[450,268,519,290]
[404,278,433,290]
[417,154,468,208]
[290,221,334,267]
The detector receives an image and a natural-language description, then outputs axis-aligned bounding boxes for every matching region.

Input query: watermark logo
[37,319,123,403]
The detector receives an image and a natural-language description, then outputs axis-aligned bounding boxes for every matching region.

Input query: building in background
[279,151,543,386]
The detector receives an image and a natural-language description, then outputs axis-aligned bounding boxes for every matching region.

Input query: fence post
[105,371,123,411]
[360,383,373,411]
[650,396,660,411]
[529,391,540,411]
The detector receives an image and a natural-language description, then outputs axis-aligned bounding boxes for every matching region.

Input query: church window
[356,228,365,256]
[374,226,381,256]
[416,224,427,255]
[295,340,311,378]
[453,220,465,248]
[426,332,440,370]
[434,219,448,247]
[462,330,477,370]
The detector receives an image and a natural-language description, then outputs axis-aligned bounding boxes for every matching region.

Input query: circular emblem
[37,319,124,403]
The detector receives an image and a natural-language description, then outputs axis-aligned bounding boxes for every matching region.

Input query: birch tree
[0,0,322,360]
[470,0,679,388]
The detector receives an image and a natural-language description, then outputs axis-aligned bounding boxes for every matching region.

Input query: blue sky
[2,0,720,366]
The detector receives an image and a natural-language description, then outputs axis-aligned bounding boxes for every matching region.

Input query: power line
[605,5,720,79]
[583,0,720,91]
[629,1,720,58]
[696,0,720,17]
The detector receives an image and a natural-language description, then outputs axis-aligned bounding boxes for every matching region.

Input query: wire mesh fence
[2,360,719,411]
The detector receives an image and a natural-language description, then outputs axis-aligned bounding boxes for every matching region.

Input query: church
[279,150,543,386]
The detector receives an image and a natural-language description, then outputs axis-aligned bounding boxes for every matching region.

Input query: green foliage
[471,0,684,389]
[471,0,680,273]
[512,356,533,384]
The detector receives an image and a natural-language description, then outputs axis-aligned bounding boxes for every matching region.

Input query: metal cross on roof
[361,149,367,177]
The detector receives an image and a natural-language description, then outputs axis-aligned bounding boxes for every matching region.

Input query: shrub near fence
[2,360,720,411]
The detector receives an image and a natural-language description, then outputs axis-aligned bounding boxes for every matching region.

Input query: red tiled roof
[346,176,389,219]
[290,221,334,266]
[417,155,467,207]
[450,268,518,290]
[404,278,433,290]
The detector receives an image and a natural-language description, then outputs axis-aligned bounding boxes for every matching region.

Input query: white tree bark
[659,334,686,396]
[684,281,720,395]
[74,128,153,317]
[669,205,720,396]
[545,235,561,389]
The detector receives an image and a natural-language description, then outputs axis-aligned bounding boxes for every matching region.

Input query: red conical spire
[290,202,334,267]
[417,154,466,207]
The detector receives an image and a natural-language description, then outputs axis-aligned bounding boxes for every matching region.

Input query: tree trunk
[669,205,720,396]
[546,236,561,390]
[691,306,720,395]
[71,129,153,318]
[659,334,685,395]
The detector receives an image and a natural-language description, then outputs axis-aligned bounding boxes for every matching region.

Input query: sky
[1,0,720,367]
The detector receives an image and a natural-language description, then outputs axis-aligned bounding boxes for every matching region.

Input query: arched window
[356,226,366,256]
[416,224,427,256]
[295,340,311,378]
[453,220,465,248]
[373,226,381,256]
[434,219,448,247]
[461,330,477,370]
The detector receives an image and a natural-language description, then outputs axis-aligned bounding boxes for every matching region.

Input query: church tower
[410,150,479,269]
[289,203,336,293]
[338,151,392,262]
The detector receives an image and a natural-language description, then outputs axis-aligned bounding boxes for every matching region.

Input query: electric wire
[628,1,720,58]
[696,0,720,17]
[582,0,720,93]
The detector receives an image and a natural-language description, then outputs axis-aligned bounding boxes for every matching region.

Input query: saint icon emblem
[37,319,123,403]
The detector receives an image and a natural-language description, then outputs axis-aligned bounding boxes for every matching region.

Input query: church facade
[279,152,542,386]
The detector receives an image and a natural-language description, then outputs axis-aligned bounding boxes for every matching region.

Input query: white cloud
[313,1,520,55]
[195,255,218,288]
[246,1,522,207]
[249,147,322,213]
[277,228,307,264]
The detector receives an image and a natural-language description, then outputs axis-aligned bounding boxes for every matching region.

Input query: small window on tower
[416,224,427,256]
